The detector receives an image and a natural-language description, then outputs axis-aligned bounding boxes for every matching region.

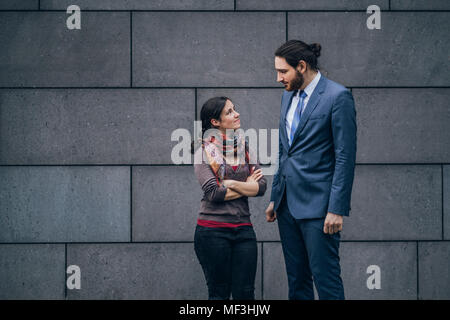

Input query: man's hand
[323,212,343,234]
[265,201,277,222]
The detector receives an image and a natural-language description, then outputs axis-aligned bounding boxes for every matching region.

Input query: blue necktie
[289,90,307,145]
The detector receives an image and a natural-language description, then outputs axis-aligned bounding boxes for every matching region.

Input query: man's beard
[287,70,304,91]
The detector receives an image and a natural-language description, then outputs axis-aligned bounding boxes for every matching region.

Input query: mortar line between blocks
[285,12,288,41]
[64,243,67,300]
[416,241,419,300]
[130,166,133,242]
[130,11,133,87]
[442,164,444,240]
[261,242,264,300]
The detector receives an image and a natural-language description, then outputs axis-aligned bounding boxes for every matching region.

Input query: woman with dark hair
[193,96,267,300]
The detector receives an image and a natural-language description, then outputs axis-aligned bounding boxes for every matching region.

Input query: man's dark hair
[275,40,321,71]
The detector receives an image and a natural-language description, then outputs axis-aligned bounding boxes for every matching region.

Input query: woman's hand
[246,168,263,183]
[222,168,263,197]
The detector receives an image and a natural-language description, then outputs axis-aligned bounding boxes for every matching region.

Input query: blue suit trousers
[277,191,345,300]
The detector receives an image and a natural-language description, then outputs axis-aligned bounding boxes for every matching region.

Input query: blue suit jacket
[270,75,357,219]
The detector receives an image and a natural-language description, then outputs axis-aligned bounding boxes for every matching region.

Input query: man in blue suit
[265,40,357,300]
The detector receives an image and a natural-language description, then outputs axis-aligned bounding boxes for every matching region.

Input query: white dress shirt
[286,71,321,145]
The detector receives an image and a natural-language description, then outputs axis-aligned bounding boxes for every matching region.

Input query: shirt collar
[296,70,321,98]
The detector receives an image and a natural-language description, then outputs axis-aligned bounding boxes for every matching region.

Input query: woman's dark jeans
[194,224,257,300]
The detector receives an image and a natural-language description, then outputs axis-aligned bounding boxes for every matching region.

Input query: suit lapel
[289,76,327,148]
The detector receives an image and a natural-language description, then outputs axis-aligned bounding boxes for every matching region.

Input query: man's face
[275,56,304,91]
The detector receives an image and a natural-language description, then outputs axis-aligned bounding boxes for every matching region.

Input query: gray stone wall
[0,0,449,299]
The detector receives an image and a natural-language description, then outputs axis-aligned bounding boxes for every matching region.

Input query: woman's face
[211,99,241,133]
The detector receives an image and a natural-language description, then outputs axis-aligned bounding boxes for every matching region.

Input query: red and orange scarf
[202,131,254,186]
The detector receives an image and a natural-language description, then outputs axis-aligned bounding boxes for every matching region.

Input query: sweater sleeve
[251,162,267,197]
[245,139,267,197]
[194,149,228,202]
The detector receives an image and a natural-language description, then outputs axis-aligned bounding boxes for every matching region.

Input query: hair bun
[309,43,321,58]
